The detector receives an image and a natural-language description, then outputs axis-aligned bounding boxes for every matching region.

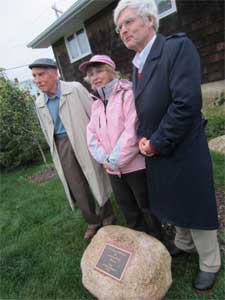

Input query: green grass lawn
[0,154,224,300]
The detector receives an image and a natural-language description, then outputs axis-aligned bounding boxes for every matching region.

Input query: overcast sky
[0,0,76,82]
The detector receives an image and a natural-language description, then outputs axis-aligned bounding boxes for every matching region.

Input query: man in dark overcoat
[114,0,221,293]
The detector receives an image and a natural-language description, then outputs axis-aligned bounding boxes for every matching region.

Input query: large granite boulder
[208,135,225,154]
[81,225,172,300]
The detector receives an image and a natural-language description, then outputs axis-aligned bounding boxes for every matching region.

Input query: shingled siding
[159,0,224,83]
[52,0,224,85]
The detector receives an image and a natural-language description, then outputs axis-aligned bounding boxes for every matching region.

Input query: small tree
[0,67,7,80]
[0,75,48,170]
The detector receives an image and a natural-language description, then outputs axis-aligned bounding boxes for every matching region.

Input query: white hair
[114,0,159,32]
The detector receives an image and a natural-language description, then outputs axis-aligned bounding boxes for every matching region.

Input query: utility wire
[3,1,76,73]
[4,64,29,71]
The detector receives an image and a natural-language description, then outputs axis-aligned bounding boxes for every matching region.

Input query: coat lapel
[134,34,166,99]
[35,93,46,108]
[36,94,52,124]
[59,80,73,111]
[35,93,55,145]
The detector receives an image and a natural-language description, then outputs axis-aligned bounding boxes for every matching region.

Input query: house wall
[159,0,224,83]
[52,0,224,86]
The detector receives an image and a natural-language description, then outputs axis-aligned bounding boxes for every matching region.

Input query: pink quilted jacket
[86,79,145,175]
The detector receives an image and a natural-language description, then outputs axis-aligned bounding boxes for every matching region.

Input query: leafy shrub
[204,107,225,140]
[0,77,47,170]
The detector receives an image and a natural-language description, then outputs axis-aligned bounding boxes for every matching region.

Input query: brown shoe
[84,227,98,240]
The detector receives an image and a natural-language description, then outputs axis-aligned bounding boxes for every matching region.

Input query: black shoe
[102,215,116,226]
[169,245,186,257]
[193,270,219,293]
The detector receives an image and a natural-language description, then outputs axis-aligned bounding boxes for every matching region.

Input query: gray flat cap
[29,58,57,69]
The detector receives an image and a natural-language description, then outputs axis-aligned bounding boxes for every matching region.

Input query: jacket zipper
[102,88,108,125]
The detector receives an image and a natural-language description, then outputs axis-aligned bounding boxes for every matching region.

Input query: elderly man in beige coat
[29,58,114,240]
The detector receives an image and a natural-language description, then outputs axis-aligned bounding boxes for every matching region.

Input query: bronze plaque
[95,243,132,281]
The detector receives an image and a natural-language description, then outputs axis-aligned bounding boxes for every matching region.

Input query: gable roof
[27,0,115,49]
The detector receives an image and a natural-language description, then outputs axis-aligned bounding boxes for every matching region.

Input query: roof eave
[27,0,115,49]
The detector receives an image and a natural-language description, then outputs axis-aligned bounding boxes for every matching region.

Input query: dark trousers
[109,170,161,237]
[55,136,113,227]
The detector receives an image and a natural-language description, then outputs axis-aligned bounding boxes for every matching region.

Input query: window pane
[67,34,74,42]
[67,35,79,59]
[77,29,90,54]
[156,0,172,14]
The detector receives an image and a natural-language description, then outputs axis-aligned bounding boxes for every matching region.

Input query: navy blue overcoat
[133,33,218,229]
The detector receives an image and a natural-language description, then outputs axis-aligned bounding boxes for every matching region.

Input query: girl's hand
[103,161,114,171]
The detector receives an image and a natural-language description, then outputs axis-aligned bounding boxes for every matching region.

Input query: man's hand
[139,137,155,157]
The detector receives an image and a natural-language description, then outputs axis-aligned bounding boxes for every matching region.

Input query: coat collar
[132,33,166,98]
[60,80,74,96]
[35,80,73,108]
[90,79,132,101]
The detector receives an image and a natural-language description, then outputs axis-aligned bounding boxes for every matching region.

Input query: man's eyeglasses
[115,17,138,34]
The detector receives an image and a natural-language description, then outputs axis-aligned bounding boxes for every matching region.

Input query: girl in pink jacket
[79,55,161,236]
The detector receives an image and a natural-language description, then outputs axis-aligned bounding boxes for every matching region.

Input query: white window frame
[157,0,177,19]
[65,27,91,63]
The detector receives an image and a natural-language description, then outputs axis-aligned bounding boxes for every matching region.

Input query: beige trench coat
[35,80,112,210]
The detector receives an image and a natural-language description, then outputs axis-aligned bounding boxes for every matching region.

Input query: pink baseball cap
[79,55,116,73]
